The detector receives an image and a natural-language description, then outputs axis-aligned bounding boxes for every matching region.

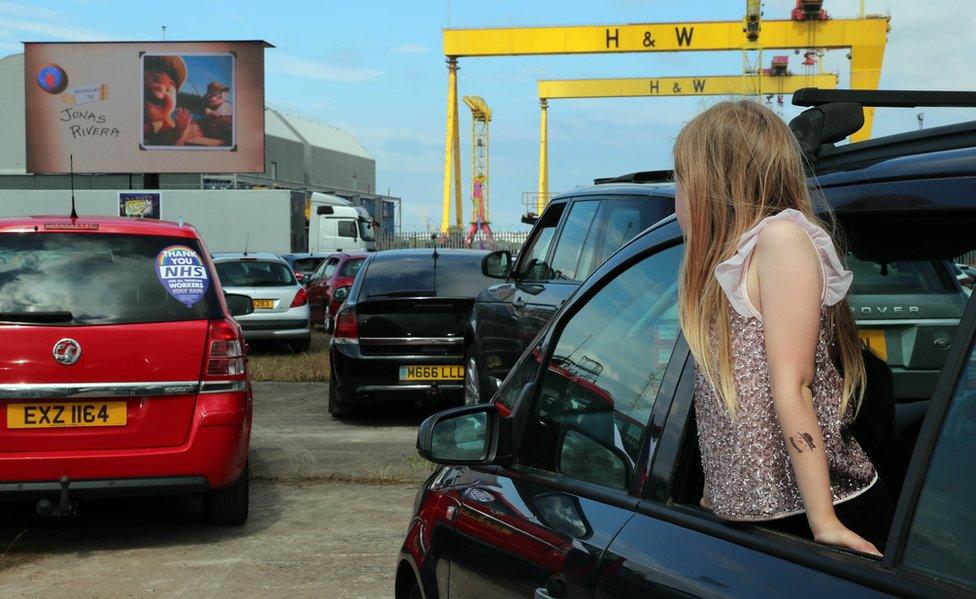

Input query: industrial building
[0,52,399,233]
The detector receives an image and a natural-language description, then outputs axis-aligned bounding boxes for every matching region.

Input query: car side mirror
[418,404,497,465]
[333,286,351,303]
[482,250,513,279]
[225,293,254,318]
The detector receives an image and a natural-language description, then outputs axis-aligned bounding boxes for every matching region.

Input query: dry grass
[247,330,331,382]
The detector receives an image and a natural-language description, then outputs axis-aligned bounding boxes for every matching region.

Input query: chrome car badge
[52,338,81,365]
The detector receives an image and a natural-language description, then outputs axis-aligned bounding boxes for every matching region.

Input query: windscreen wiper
[0,311,74,323]
[366,290,436,298]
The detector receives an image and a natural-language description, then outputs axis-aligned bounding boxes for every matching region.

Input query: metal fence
[376,231,528,253]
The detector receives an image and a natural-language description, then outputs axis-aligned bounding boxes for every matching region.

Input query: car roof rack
[793,88,976,108]
[790,88,976,171]
[594,169,673,185]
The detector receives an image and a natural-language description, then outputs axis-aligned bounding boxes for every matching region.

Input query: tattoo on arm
[788,431,817,453]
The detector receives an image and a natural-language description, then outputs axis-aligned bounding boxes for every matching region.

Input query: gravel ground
[0,382,438,599]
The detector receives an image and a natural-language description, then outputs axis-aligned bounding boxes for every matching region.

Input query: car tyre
[328,377,358,418]
[291,335,312,353]
[407,582,421,599]
[205,460,249,526]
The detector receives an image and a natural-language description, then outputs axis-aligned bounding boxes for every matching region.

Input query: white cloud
[392,44,429,54]
[268,54,382,82]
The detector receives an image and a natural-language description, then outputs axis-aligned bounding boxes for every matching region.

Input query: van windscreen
[0,233,222,325]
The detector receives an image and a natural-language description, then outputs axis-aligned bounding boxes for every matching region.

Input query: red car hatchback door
[0,228,219,457]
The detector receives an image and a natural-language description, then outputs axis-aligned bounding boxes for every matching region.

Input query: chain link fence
[376,231,528,253]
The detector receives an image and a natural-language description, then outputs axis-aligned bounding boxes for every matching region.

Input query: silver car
[213,252,312,351]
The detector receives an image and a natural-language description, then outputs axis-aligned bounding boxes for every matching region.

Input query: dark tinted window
[520,244,684,489]
[518,203,565,282]
[339,258,365,278]
[293,257,324,273]
[550,200,600,281]
[216,260,296,287]
[337,220,357,239]
[849,257,957,295]
[361,253,492,298]
[592,196,673,267]
[0,233,221,325]
[902,327,976,587]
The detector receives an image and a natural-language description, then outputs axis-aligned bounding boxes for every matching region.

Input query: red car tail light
[291,286,309,308]
[333,308,359,344]
[205,319,246,378]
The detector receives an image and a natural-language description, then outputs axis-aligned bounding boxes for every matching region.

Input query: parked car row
[392,91,976,597]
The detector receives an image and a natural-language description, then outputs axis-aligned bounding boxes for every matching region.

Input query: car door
[449,242,687,598]
[476,202,567,386]
[307,256,339,324]
[596,247,976,598]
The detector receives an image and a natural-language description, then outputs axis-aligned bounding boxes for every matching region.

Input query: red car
[306,251,368,331]
[0,216,253,525]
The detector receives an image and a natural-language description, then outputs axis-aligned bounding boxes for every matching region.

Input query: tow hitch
[35,476,78,519]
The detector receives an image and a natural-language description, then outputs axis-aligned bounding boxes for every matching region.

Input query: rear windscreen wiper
[366,290,436,298]
[0,311,74,323]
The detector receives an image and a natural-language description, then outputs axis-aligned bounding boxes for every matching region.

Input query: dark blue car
[395,94,976,598]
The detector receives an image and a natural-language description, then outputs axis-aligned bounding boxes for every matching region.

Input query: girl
[674,101,892,555]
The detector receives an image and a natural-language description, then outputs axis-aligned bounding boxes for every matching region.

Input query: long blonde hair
[674,100,865,416]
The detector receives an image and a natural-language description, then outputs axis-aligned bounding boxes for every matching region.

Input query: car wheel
[463,345,483,405]
[408,582,421,599]
[205,460,249,526]
[291,335,312,353]
[328,376,358,418]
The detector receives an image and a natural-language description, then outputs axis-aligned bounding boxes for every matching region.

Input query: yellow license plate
[7,402,127,429]
[859,329,888,361]
[252,299,275,310]
[399,365,464,381]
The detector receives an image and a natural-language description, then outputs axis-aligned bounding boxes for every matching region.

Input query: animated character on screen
[201,80,233,144]
[143,55,191,146]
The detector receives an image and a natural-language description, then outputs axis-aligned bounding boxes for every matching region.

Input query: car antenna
[69,154,78,219]
[430,233,439,295]
[243,231,250,256]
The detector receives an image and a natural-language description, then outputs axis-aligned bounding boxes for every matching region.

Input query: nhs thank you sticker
[155,245,210,307]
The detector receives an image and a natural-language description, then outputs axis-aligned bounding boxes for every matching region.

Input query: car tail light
[333,308,359,344]
[204,319,246,378]
[291,287,309,308]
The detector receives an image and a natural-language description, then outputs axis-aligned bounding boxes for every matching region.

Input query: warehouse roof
[265,105,373,161]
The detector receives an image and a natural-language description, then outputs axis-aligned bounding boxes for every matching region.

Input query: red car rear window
[0,233,222,326]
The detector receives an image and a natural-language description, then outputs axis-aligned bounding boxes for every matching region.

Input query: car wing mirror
[482,250,513,279]
[417,404,497,465]
[225,293,254,318]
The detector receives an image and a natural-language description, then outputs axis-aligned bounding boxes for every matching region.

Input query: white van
[308,193,377,253]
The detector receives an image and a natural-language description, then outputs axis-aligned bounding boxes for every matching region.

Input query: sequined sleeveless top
[693,209,877,521]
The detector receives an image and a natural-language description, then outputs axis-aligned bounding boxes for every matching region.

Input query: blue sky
[2,0,975,229]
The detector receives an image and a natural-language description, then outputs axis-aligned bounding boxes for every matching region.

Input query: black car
[464,182,675,404]
[396,91,976,598]
[329,249,494,417]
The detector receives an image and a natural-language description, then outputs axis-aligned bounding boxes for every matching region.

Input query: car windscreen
[0,233,222,326]
[361,253,492,298]
[292,257,324,273]
[848,256,958,295]
[339,257,364,278]
[216,260,297,287]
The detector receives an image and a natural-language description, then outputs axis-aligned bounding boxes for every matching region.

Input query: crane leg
[441,57,459,233]
[537,99,548,216]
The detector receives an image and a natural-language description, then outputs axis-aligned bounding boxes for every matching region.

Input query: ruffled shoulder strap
[714,208,853,319]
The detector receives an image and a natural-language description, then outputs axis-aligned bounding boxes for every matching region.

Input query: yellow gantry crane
[439,9,890,232]
[534,70,839,214]
[461,96,495,249]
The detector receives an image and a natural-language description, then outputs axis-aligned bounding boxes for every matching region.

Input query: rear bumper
[240,318,311,340]
[0,390,251,493]
[330,344,464,406]
[0,476,209,500]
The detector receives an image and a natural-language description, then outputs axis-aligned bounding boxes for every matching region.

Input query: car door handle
[534,587,564,599]
[536,578,568,599]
